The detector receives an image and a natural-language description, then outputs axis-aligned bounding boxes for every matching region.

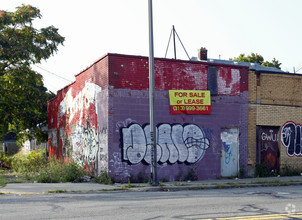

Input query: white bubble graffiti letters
[121,123,210,164]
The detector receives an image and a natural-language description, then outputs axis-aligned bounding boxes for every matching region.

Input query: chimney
[198,47,207,61]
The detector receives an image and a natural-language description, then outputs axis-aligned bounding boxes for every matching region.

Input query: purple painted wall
[108,89,248,182]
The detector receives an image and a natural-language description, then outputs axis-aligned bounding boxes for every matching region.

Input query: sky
[2,0,302,93]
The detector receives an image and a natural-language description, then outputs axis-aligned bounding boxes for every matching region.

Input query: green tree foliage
[230,53,282,69]
[0,5,64,143]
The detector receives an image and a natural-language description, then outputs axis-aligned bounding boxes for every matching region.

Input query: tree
[230,53,282,69]
[0,5,64,144]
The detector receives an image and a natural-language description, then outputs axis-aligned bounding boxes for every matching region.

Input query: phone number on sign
[173,105,209,111]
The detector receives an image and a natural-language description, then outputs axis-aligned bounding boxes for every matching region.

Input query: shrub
[37,157,85,183]
[62,160,84,182]
[0,150,12,169]
[254,163,278,177]
[37,156,63,183]
[136,171,149,183]
[11,150,46,175]
[93,171,113,185]
[10,150,86,183]
[0,176,7,187]
[184,168,198,181]
[281,164,301,176]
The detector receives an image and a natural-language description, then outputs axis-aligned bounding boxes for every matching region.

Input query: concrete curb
[1,177,301,195]
[129,181,302,192]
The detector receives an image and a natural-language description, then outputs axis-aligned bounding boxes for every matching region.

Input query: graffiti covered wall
[106,54,249,181]
[47,56,109,173]
[48,53,249,180]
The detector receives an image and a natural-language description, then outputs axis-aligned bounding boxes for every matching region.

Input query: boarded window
[207,66,218,95]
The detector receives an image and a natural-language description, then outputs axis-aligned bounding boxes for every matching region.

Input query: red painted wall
[108,54,248,93]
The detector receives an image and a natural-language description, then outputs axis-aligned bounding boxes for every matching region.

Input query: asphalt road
[0,185,301,220]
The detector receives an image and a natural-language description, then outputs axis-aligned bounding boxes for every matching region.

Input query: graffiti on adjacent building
[121,123,210,164]
[49,82,106,172]
[259,127,279,171]
[281,122,302,156]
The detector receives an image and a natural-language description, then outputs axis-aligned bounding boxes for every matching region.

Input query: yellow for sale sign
[169,90,211,114]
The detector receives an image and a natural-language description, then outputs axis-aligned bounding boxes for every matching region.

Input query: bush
[9,150,86,183]
[62,160,84,182]
[11,150,46,175]
[184,168,198,181]
[37,156,63,183]
[281,164,301,176]
[37,157,85,183]
[254,163,278,177]
[136,171,149,183]
[0,150,12,169]
[93,171,113,185]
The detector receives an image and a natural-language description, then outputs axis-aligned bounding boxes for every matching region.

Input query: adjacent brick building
[207,57,302,176]
[248,70,302,175]
[47,53,249,182]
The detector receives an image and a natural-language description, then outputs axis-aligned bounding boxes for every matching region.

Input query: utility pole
[148,0,158,186]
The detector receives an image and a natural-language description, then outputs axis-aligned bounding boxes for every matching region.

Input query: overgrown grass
[7,150,85,183]
[37,156,85,183]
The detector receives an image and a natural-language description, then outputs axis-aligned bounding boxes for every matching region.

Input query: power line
[33,64,73,82]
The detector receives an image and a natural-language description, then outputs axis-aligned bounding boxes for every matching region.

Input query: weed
[37,157,63,183]
[93,171,113,185]
[36,157,85,183]
[254,163,278,177]
[48,189,67,193]
[184,168,198,181]
[239,166,245,178]
[0,176,7,187]
[9,178,23,184]
[11,150,46,175]
[160,178,168,183]
[123,183,138,188]
[176,169,184,181]
[0,151,12,169]
[173,182,188,186]
[136,170,149,183]
[215,184,224,189]
[61,160,84,182]
[281,164,301,176]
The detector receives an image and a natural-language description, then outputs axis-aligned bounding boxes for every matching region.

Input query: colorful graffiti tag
[281,122,302,157]
[121,123,210,164]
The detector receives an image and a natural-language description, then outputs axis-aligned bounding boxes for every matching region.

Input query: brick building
[47,53,249,182]
[248,70,302,175]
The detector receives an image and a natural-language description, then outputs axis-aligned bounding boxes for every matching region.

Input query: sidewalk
[0,176,301,195]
